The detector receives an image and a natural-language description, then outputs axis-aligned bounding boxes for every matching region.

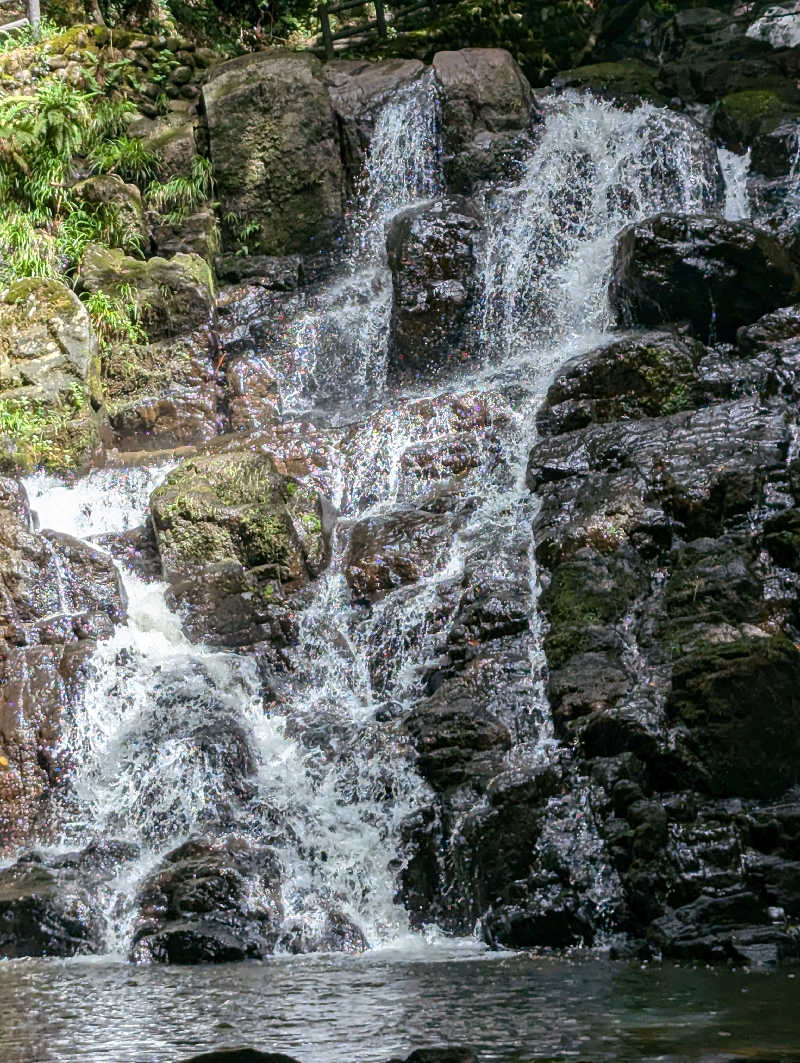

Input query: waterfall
[480,94,721,360]
[279,71,441,413]
[719,147,752,220]
[22,88,729,960]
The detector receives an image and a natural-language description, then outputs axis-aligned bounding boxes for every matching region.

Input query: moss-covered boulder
[536,331,703,436]
[72,175,147,255]
[80,246,215,340]
[0,278,101,472]
[203,50,343,256]
[150,451,330,646]
[553,59,666,103]
[711,89,800,177]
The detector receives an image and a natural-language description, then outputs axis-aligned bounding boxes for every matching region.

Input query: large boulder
[432,48,532,151]
[80,246,215,341]
[610,214,800,342]
[0,856,103,958]
[432,48,534,193]
[149,450,330,646]
[386,196,482,377]
[130,838,284,964]
[204,51,343,256]
[0,278,102,473]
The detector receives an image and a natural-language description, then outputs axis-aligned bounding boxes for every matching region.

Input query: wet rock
[386,197,482,378]
[281,908,367,954]
[150,450,329,646]
[406,681,512,791]
[610,214,800,342]
[81,246,215,341]
[101,332,221,452]
[0,858,103,958]
[215,255,303,289]
[204,51,343,256]
[344,507,456,602]
[712,89,800,176]
[668,636,800,799]
[0,478,126,848]
[324,58,425,190]
[536,330,703,436]
[130,838,283,963]
[0,278,102,473]
[553,59,666,103]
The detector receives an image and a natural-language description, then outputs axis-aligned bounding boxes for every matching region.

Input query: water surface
[1,951,798,1062]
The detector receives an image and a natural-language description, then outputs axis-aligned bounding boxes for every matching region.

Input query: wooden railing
[316,0,442,59]
[0,0,40,36]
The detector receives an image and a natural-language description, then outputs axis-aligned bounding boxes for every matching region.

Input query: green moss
[239,511,291,568]
[162,519,238,564]
[555,60,662,100]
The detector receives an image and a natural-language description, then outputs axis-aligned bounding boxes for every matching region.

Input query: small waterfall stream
[23,86,737,960]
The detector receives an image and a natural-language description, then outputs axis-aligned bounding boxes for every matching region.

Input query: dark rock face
[0,842,138,958]
[130,838,283,963]
[0,478,126,849]
[149,451,329,649]
[526,308,800,964]
[204,51,343,256]
[610,214,799,342]
[386,197,482,378]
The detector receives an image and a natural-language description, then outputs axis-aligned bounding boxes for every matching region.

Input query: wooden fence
[316,0,440,59]
[0,0,40,36]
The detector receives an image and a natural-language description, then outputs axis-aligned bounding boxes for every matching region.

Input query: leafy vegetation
[0,392,93,472]
[147,154,212,221]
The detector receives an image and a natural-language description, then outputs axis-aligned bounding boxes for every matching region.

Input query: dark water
[1,948,798,1062]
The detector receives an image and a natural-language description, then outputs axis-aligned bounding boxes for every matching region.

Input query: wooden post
[318,3,334,59]
[27,0,40,36]
[374,0,387,39]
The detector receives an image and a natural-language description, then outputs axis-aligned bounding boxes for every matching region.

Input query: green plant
[147,155,213,218]
[0,17,59,55]
[83,287,147,350]
[223,210,262,255]
[89,134,161,185]
[32,80,93,161]
[0,394,91,472]
[150,49,180,84]
[88,96,138,144]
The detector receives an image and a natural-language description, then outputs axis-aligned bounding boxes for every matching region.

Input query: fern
[146,155,213,216]
[89,135,161,185]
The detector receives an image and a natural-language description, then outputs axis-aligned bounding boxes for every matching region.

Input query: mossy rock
[0,278,101,472]
[80,245,214,340]
[202,50,343,256]
[711,90,798,159]
[667,635,800,798]
[552,60,666,103]
[537,331,702,436]
[150,450,328,586]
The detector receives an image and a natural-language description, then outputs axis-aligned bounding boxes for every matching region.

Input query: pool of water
[1,948,798,1062]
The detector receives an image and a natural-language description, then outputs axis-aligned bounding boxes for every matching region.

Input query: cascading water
[22,88,742,962]
[279,71,441,413]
